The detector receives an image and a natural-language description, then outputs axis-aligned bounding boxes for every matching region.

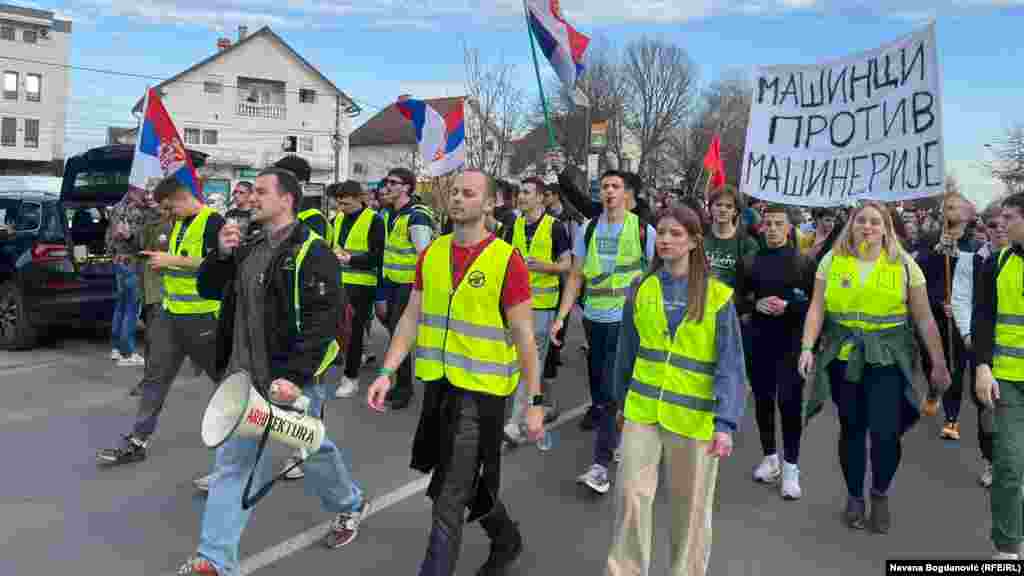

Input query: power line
[0,54,390,116]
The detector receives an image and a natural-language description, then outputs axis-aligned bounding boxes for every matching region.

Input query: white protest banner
[741,23,943,207]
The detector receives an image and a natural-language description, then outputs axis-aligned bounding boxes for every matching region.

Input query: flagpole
[523,0,557,149]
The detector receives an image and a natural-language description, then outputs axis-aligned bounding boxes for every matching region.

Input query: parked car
[0,145,207,350]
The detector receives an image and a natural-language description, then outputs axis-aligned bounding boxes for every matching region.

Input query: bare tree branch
[463,43,526,177]
[985,125,1024,195]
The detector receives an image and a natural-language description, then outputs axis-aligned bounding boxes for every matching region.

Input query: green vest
[162,207,221,315]
[625,274,732,440]
[994,249,1024,382]
[415,235,519,396]
[511,214,559,309]
[332,208,378,287]
[582,212,644,311]
[294,230,340,377]
[383,211,418,284]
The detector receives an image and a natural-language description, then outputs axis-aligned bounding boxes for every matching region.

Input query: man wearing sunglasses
[378,168,435,409]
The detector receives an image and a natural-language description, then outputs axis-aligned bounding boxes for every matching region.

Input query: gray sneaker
[324,502,366,549]
[281,454,305,480]
[577,464,610,494]
[193,473,214,492]
[980,462,993,489]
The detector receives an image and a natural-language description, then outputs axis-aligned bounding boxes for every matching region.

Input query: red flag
[702,135,726,190]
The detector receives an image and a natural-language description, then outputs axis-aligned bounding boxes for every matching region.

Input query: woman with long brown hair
[799,201,951,534]
[606,203,746,576]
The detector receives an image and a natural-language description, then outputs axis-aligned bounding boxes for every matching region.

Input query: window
[202,129,218,145]
[24,119,38,148]
[353,162,365,175]
[299,89,316,104]
[1,117,14,146]
[40,204,66,243]
[0,26,13,41]
[300,135,314,152]
[26,74,40,102]
[16,202,41,231]
[23,29,36,44]
[3,71,17,100]
[184,128,201,145]
[204,80,222,94]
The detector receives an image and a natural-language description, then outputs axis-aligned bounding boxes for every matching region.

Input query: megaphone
[202,371,325,453]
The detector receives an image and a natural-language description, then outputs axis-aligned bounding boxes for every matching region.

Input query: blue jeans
[197,378,364,576]
[584,319,621,468]
[111,263,139,356]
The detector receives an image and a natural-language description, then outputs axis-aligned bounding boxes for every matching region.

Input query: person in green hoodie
[799,200,950,534]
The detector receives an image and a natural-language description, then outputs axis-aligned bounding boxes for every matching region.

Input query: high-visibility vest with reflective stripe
[625,274,732,441]
[162,207,222,315]
[291,230,340,377]
[415,235,519,397]
[511,214,559,309]
[582,212,644,311]
[383,211,419,284]
[823,251,908,361]
[994,249,1024,382]
[298,208,325,224]
[332,208,378,287]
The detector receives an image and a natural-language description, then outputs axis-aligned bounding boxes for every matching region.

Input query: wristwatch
[530,394,545,407]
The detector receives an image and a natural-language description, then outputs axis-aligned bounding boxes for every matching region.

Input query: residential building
[127,25,356,209]
[349,96,510,190]
[0,3,71,175]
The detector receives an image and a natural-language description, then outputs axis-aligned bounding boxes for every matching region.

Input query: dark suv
[0,144,207,350]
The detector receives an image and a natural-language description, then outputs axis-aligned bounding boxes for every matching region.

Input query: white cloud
[68,0,1024,31]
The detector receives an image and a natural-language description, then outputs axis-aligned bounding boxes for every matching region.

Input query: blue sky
[16,0,1022,205]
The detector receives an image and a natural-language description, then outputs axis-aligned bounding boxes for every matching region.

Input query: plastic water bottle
[537,430,555,452]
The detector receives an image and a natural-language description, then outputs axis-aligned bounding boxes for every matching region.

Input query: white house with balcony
[127,26,356,209]
[0,3,70,175]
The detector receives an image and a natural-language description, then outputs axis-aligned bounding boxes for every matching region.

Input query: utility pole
[327,93,341,215]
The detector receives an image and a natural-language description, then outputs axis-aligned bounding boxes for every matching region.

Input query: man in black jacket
[175,168,366,576]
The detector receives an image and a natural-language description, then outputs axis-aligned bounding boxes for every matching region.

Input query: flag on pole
[129,88,203,200]
[526,0,590,106]
[396,96,466,177]
[703,134,726,191]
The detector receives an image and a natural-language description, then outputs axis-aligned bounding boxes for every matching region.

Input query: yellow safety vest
[824,251,908,361]
[511,214,559,309]
[582,212,644,311]
[383,211,418,284]
[332,208,378,287]
[625,274,732,441]
[162,207,222,315]
[415,235,519,396]
[993,249,1024,382]
[293,230,339,377]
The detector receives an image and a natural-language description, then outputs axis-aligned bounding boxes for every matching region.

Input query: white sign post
[741,23,943,207]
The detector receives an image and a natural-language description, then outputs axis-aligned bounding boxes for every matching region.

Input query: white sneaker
[614,448,622,463]
[362,352,377,365]
[192,473,214,492]
[117,353,145,367]
[335,376,358,399]
[993,551,1020,560]
[753,454,781,484]
[503,422,525,445]
[781,462,802,500]
[282,454,305,480]
[577,464,610,494]
[980,462,993,489]
[110,349,121,360]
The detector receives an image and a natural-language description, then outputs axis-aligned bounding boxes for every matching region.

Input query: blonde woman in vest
[607,203,746,576]
[799,201,951,534]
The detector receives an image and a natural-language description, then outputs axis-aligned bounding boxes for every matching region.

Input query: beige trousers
[606,421,720,576]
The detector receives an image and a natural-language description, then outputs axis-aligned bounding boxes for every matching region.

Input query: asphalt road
[0,320,999,576]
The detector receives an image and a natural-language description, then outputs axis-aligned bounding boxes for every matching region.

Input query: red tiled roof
[350,96,466,147]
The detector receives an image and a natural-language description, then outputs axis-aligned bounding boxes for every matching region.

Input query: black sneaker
[476,522,523,576]
[128,383,143,397]
[844,497,866,530]
[97,434,148,465]
[869,494,891,534]
[579,406,598,430]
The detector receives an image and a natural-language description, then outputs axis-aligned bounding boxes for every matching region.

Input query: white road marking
[218,402,593,576]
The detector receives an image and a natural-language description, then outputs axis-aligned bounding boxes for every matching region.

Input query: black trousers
[751,351,804,464]
[419,393,515,576]
[386,282,414,401]
[343,284,376,379]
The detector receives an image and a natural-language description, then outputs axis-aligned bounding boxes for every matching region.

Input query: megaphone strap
[241,391,313,510]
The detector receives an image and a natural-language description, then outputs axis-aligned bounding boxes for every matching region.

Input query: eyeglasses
[384,178,406,187]
[987,222,1002,229]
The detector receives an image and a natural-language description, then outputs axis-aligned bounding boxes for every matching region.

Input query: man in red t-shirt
[367,169,542,576]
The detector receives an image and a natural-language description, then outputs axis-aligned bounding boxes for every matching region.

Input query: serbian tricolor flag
[703,135,726,191]
[527,0,590,105]
[129,87,203,201]
[397,96,466,177]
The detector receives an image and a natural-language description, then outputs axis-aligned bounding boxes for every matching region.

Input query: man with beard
[368,169,542,576]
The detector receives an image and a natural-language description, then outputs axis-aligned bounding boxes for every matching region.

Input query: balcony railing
[236,101,286,119]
